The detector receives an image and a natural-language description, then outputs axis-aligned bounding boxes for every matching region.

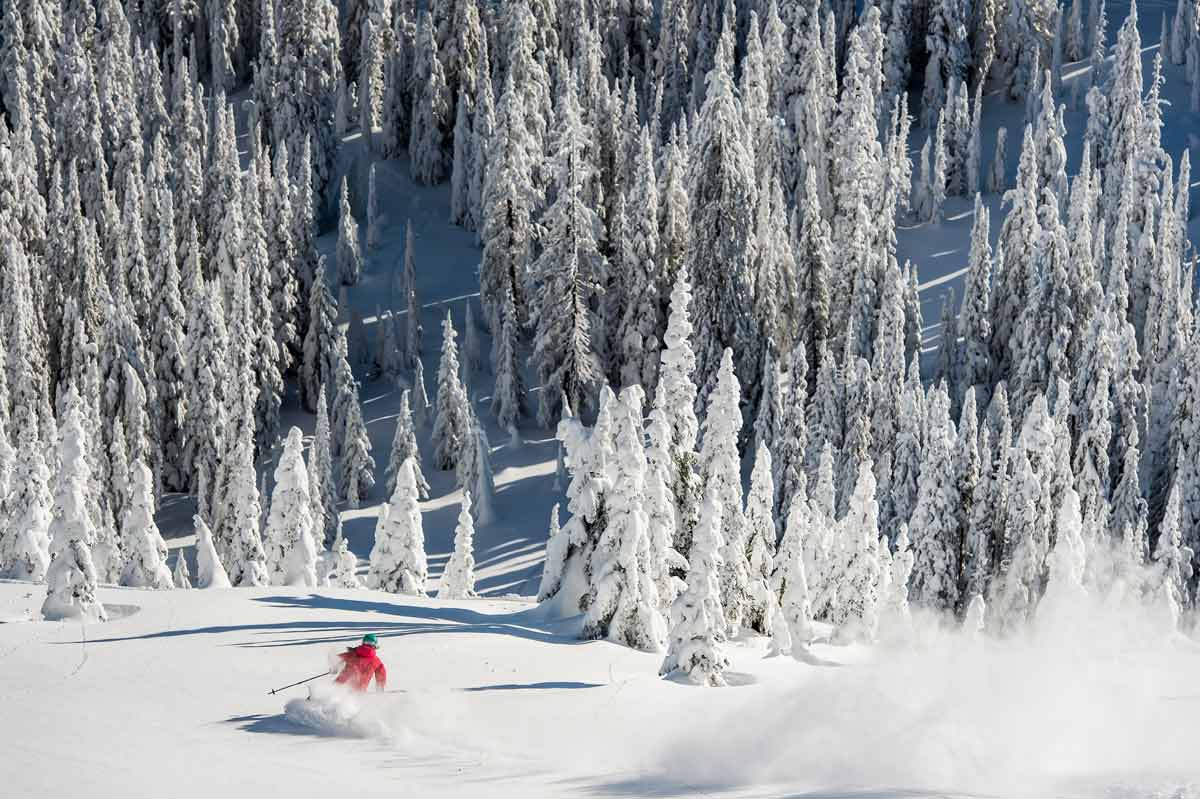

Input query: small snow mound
[283,684,390,739]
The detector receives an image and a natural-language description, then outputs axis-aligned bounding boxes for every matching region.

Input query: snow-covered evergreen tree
[387,390,430,500]
[582,386,666,650]
[309,386,338,547]
[537,503,568,602]
[688,24,759,404]
[957,198,994,406]
[660,483,729,686]
[1039,486,1088,627]
[182,275,228,497]
[529,76,603,428]
[119,461,173,589]
[700,349,753,636]
[1151,480,1190,630]
[990,448,1049,633]
[744,443,777,635]
[456,406,496,525]
[367,163,382,250]
[42,390,106,623]
[832,461,883,642]
[491,277,526,433]
[908,385,961,610]
[617,126,663,392]
[773,481,816,649]
[264,427,318,587]
[173,552,192,590]
[1,401,51,582]
[440,491,477,599]
[328,532,364,589]
[193,514,232,589]
[336,176,363,286]
[653,271,701,556]
[332,333,376,508]
[410,11,451,184]
[879,523,915,643]
[986,126,1008,193]
[432,310,472,471]
[222,435,271,588]
[478,66,536,335]
[774,346,811,522]
[368,458,428,595]
[301,255,338,412]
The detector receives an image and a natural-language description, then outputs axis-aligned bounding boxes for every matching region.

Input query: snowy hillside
[3,0,1200,794]
[3,579,1198,798]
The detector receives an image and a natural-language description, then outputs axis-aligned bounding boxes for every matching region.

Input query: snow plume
[647,587,1199,797]
[284,683,390,739]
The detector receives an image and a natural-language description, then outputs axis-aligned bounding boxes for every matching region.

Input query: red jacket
[335,644,387,692]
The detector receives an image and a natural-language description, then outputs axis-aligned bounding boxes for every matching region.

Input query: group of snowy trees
[0,0,395,611]
[540,274,916,685]
[402,0,1199,666]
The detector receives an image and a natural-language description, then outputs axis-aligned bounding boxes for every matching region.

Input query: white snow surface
[2,580,1198,798]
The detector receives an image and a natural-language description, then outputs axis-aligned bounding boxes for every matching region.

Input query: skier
[334,634,388,692]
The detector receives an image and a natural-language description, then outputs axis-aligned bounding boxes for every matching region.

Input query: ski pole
[268,671,331,695]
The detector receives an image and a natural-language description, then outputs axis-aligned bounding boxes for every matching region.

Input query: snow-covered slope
[2,579,1196,798]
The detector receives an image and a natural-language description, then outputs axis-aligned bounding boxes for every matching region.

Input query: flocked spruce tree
[529,75,603,428]
[879,523,915,644]
[309,386,338,547]
[832,461,883,643]
[409,10,451,184]
[456,405,496,525]
[42,390,106,623]
[336,176,363,286]
[119,460,173,589]
[367,163,382,250]
[582,386,666,651]
[700,350,754,638]
[540,503,566,597]
[1,401,52,582]
[222,435,271,588]
[301,255,338,412]
[387,390,431,500]
[688,23,759,404]
[660,482,730,687]
[653,271,702,557]
[743,443,777,635]
[491,277,526,434]
[193,515,232,589]
[440,491,477,599]
[182,274,228,499]
[173,552,192,590]
[264,427,318,587]
[328,531,364,589]
[776,484,817,651]
[332,332,376,507]
[432,310,472,471]
[368,458,428,595]
[908,384,961,610]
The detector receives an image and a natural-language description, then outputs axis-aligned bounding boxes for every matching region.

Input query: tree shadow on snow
[789,646,845,667]
[245,594,587,649]
[572,775,983,799]
[222,713,321,737]
[463,681,603,692]
[60,594,586,650]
